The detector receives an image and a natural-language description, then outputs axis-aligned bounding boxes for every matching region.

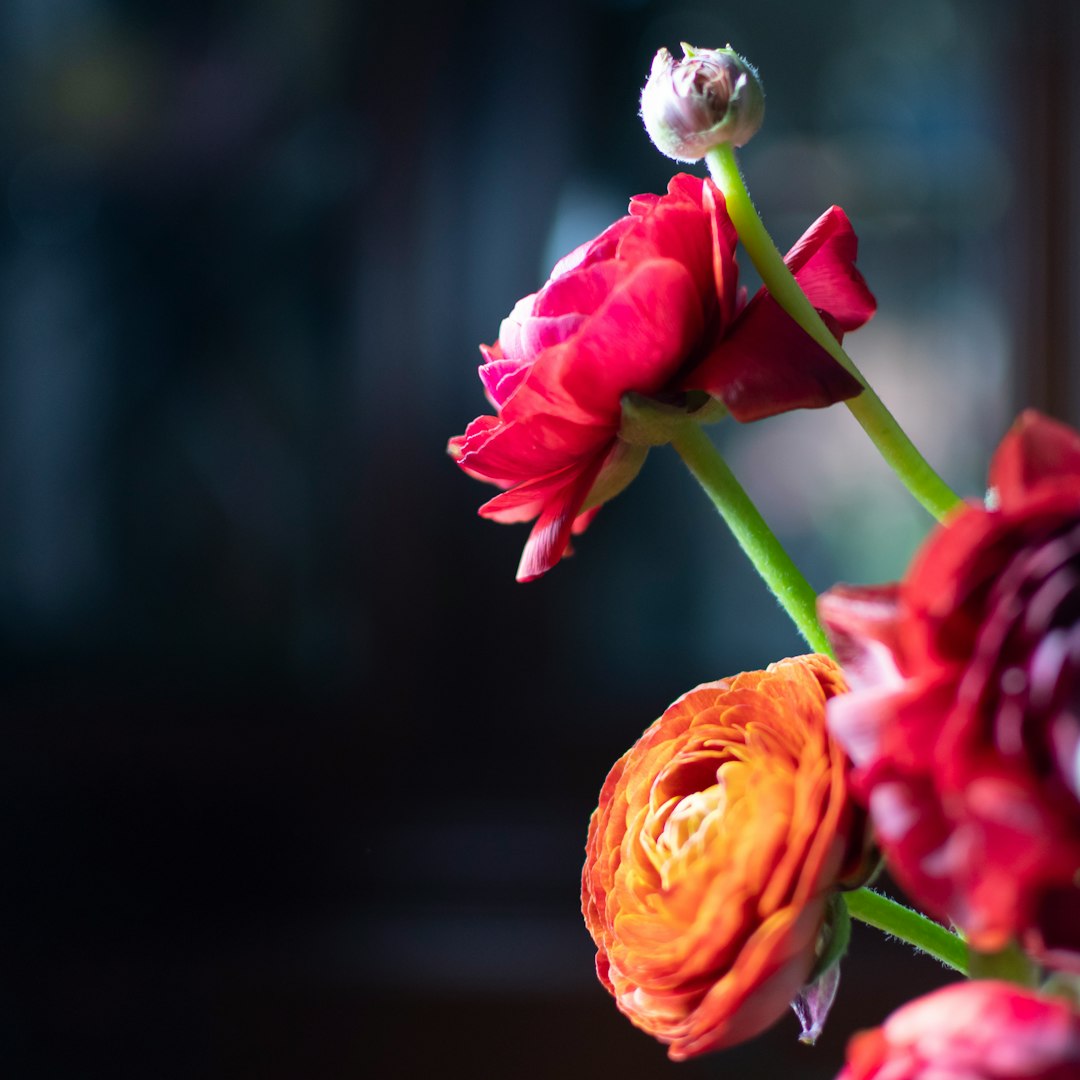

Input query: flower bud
[641,44,765,162]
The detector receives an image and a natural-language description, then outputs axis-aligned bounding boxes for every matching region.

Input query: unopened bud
[640,43,765,162]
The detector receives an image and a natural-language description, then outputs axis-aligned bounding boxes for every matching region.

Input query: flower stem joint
[641,43,765,163]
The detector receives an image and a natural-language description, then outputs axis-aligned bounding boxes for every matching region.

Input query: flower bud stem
[704,143,962,522]
[844,887,969,974]
[668,423,832,654]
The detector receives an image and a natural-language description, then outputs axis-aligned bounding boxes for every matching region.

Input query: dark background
[3,0,1078,1076]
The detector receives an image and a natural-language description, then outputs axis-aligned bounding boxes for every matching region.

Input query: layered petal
[990,408,1080,508]
[820,411,1080,963]
[582,655,862,1059]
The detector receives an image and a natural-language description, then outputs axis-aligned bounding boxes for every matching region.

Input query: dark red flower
[820,411,1080,967]
[837,981,1080,1080]
[449,173,875,581]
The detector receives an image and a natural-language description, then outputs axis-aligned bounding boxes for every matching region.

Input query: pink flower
[837,981,1080,1080]
[449,173,875,581]
[820,412,1080,967]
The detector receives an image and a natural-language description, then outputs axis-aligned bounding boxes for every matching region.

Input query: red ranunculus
[837,981,1080,1080]
[449,173,875,581]
[820,411,1080,967]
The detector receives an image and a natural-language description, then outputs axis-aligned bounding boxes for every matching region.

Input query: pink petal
[818,584,906,689]
[989,409,1080,507]
[497,294,538,359]
[478,358,531,408]
[508,313,588,359]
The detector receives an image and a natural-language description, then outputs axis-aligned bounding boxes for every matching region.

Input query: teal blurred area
[1,0,1074,1076]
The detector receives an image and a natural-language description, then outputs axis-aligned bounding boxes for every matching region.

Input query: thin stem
[668,423,832,655]
[845,888,969,975]
[704,143,962,522]
[968,941,1039,987]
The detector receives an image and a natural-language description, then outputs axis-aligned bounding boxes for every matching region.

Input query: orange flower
[581,655,862,1060]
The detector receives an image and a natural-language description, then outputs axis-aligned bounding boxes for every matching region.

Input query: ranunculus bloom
[837,981,1080,1080]
[449,173,875,581]
[581,655,864,1060]
[820,411,1080,967]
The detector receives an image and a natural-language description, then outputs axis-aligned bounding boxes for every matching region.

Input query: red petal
[477,465,578,523]
[549,215,635,279]
[452,411,606,486]
[533,262,623,320]
[505,258,705,426]
[787,206,876,332]
[516,450,610,582]
[616,203,714,300]
[685,293,862,421]
[703,182,739,325]
[989,409,1080,507]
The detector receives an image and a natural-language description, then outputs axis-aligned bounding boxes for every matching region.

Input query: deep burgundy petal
[685,293,862,422]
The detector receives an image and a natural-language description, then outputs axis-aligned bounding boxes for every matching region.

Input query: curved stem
[844,887,969,974]
[668,423,832,655]
[704,143,962,522]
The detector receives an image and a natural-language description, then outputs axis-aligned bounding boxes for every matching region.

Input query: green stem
[844,888,969,974]
[668,423,831,655]
[704,143,962,522]
[968,941,1039,986]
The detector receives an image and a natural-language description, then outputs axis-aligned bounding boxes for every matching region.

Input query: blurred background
[2,0,1077,1076]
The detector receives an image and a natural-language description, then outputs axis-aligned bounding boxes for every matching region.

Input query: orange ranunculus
[581,655,864,1061]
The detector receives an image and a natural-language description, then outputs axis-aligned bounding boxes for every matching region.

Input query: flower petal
[787,206,876,332]
[990,409,1080,508]
[685,294,862,422]
[452,411,605,487]
[515,448,610,581]
[506,258,706,425]
[478,357,531,408]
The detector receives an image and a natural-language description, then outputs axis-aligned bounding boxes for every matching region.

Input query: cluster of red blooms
[449,45,1080,1080]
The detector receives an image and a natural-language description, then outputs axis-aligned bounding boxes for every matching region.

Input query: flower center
[654,782,727,888]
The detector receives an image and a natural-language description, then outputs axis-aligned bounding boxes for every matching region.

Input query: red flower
[820,411,1080,967]
[837,981,1080,1080]
[449,173,875,581]
[582,655,864,1060]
